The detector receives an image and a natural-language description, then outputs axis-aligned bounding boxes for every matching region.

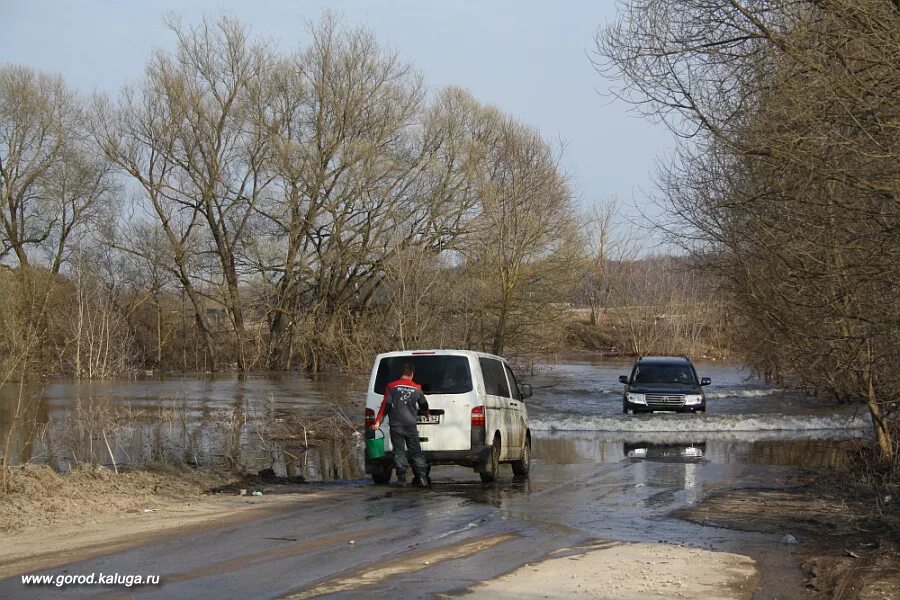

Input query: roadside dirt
[674,487,899,599]
[0,464,322,579]
[0,463,238,534]
[453,540,759,600]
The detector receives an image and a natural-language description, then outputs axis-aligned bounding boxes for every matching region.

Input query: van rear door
[372,354,474,452]
[478,357,514,459]
[503,362,526,453]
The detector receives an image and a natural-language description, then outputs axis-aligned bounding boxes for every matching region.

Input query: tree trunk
[863,360,893,462]
[492,301,508,355]
[177,273,218,370]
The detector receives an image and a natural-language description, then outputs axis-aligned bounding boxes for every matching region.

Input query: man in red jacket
[372,363,429,487]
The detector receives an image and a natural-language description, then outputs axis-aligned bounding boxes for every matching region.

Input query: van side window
[479,358,510,398]
[504,364,522,401]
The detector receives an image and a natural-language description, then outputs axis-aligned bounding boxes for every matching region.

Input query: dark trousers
[390,426,427,479]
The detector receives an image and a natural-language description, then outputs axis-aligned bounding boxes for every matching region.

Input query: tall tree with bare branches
[596,0,900,460]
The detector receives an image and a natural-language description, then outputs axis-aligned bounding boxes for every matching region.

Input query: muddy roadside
[0,464,323,579]
[673,474,899,599]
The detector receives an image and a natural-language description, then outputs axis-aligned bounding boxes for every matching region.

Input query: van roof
[374,349,508,362]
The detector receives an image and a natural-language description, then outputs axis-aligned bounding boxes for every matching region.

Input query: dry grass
[0,463,238,534]
[825,441,900,539]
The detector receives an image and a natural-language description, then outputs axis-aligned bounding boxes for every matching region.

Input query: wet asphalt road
[1,432,815,600]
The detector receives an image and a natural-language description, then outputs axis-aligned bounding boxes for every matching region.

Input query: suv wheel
[511,436,530,476]
[480,435,501,483]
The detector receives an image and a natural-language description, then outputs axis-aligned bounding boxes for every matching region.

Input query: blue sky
[1,0,673,229]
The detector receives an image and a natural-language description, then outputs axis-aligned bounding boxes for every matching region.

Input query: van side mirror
[700,377,711,386]
[521,384,533,399]
[619,375,629,384]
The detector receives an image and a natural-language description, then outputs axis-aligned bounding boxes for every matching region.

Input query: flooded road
[0,354,873,598]
[525,355,871,432]
[2,429,826,599]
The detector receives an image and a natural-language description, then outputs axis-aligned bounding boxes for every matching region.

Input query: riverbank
[0,463,239,534]
[675,476,899,599]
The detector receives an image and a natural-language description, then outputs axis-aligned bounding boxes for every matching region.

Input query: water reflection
[624,441,706,461]
[636,460,702,507]
[534,430,861,469]
[0,374,366,481]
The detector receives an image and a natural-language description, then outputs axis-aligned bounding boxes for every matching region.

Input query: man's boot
[395,470,409,487]
[412,475,428,488]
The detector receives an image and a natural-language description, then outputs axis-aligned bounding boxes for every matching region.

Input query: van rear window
[374,356,473,395]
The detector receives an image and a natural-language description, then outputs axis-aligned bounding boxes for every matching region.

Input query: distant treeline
[570,255,730,359]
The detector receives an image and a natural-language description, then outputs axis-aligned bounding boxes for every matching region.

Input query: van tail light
[365,408,376,428]
[471,406,486,447]
[471,406,485,427]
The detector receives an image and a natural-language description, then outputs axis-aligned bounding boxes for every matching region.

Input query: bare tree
[460,110,584,355]
[0,65,92,270]
[95,87,220,367]
[596,0,899,460]
[584,199,640,326]
[0,268,53,492]
[97,16,274,369]
[252,20,478,369]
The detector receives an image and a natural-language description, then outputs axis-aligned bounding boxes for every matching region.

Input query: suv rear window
[374,355,473,394]
[632,364,697,385]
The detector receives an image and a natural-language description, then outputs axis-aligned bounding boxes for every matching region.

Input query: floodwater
[526,354,871,431]
[0,355,870,479]
[0,354,874,598]
[0,373,366,480]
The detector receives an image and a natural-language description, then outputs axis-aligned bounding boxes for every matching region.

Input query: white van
[364,350,533,484]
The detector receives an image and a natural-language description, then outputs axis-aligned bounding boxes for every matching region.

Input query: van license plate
[417,414,440,424]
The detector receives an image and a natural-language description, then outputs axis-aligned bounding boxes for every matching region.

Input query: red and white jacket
[376,377,429,428]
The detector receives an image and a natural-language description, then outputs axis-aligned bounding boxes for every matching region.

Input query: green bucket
[366,429,385,459]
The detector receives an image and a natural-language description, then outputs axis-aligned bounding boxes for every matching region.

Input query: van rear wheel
[480,436,501,483]
[511,436,530,476]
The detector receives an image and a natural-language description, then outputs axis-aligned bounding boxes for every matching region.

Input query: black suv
[620,356,710,414]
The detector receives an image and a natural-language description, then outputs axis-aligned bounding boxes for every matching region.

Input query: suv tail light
[365,408,375,428]
[471,406,485,427]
